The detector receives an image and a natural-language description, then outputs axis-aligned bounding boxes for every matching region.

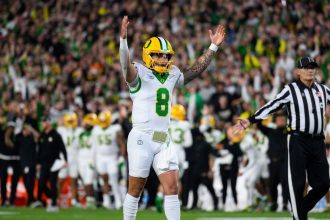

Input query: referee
[235,56,330,220]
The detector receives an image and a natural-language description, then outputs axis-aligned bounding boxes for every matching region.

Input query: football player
[239,127,269,211]
[92,110,126,209]
[169,105,192,177]
[120,15,225,220]
[199,115,223,147]
[78,113,98,208]
[57,113,83,207]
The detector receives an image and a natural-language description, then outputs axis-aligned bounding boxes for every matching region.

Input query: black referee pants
[287,133,330,220]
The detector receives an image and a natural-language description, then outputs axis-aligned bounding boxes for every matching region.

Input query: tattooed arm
[183,49,215,84]
[183,25,226,84]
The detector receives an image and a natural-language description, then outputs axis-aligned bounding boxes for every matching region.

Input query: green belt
[152,131,168,143]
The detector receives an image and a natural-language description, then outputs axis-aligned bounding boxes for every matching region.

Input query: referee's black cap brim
[296,56,318,68]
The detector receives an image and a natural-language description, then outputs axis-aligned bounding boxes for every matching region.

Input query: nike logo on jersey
[147,74,155,79]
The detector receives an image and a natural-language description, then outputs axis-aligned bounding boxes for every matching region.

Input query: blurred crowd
[1,0,330,213]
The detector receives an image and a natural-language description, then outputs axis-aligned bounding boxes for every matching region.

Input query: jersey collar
[295,79,317,91]
[153,71,169,84]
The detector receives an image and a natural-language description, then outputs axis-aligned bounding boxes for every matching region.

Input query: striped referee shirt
[249,80,330,135]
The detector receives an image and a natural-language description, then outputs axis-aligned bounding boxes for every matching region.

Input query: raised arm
[233,86,291,133]
[183,25,226,84]
[119,16,138,84]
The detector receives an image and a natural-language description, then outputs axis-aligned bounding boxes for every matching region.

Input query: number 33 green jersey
[128,62,184,132]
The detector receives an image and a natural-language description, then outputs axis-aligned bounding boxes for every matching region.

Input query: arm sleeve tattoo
[183,49,215,84]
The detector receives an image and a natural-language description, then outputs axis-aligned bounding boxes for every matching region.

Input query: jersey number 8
[156,88,169,116]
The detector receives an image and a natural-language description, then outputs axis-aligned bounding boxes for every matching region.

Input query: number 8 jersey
[129,62,184,133]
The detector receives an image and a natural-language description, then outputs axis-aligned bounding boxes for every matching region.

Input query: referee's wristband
[209,43,219,52]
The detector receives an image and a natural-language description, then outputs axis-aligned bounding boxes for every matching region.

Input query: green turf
[0,208,330,220]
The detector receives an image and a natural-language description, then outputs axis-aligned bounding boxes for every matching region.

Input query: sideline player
[92,110,126,209]
[78,113,98,208]
[57,113,83,207]
[169,105,192,179]
[119,16,225,220]
[239,127,269,211]
[200,114,223,147]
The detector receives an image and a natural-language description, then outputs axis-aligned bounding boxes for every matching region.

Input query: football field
[0,208,330,220]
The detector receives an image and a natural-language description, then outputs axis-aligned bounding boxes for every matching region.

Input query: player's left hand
[209,25,226,46]
[120,16,130,39]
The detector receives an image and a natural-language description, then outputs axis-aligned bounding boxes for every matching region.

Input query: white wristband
[209,43,219,52]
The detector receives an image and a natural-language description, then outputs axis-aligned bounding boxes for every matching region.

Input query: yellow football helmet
[63,113,78,128]
[83,113,98,126]
[261,115,273,126]
[98,111,112,129]
[171,105,186,121]
[227,127,246,143]
[142,37,174,74]
[201,115,216,128]
[240,111,250,120]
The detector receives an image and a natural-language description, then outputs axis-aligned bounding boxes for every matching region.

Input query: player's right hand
[120,16,129,39]
[232,118,250,134]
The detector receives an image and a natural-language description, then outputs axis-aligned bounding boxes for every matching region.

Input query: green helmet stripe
[158,37,168,51]
[157,37,163,51]
[144,39,152,48]
[165,39,169,51]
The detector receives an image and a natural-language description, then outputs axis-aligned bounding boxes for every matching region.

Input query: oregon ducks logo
[144,39,152,48]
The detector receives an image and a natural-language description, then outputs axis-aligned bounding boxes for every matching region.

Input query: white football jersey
[203,129,223,146]
[92,124,122,156]
[78,129,94,159]
[57,126,83,155]
[169,120,192,148]
[128,62,184,133]
[254,130,269,156]
[240,130,269,172]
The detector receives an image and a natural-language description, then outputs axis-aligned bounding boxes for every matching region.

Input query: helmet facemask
[149,52,174,74]
[64,113,78,128]
[98,111,112,129]
[83,113,98,129]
